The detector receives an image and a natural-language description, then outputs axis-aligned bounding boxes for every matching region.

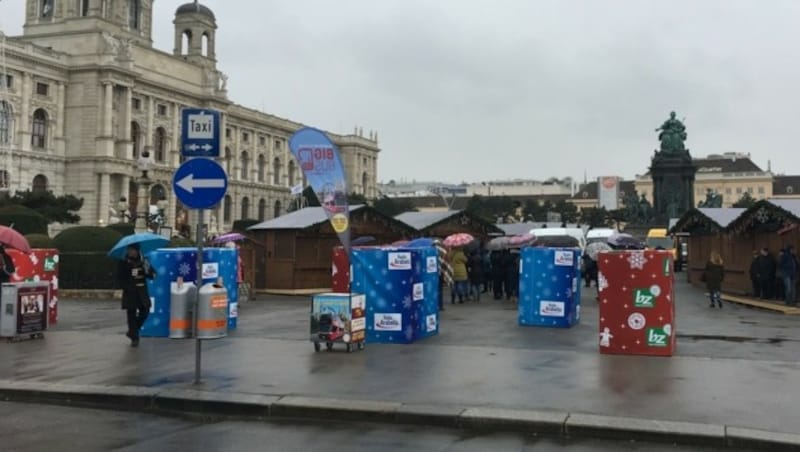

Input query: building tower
[173,1,218,66]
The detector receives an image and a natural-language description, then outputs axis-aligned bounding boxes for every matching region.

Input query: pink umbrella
[443,233,474,248]
[508,233,536,248]
[0,226,31,254]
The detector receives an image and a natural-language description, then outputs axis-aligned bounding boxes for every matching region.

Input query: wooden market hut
[395,210,504,242]
[247,205,416,292]
[672,200,800,294]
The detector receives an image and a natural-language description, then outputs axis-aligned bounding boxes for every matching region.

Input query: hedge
[106,222,135,237]
[25,234,55,249]
[0,205,48,235]
[54,226,123,290]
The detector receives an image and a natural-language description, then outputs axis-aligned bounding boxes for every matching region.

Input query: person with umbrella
[449,247,469,304]
[117,244,156,347]
[0,245,15,285]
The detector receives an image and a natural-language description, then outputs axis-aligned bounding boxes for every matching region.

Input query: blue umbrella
[406,238,435,248]
[108,232,170,260]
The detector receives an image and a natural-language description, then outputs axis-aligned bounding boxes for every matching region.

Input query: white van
[585,228,615,245]
[530,227,587,250]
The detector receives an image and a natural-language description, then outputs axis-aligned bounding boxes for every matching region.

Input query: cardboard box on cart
[597,250,676,356]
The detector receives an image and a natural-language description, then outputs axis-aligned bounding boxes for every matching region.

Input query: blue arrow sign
[181,108,220,158]
[173,158,228,209]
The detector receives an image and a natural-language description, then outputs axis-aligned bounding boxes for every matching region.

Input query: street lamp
[114,149,168,232]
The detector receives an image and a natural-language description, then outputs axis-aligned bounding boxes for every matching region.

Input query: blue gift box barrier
[351,247,440,344]
[518,247,582,328]
[141,247,239,337]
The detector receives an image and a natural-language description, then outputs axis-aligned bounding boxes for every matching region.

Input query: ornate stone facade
[0,0,380,235]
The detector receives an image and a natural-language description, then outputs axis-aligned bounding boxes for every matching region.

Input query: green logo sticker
[647,328,668,347]
[633,288,656,308]
[44,257,57,272]
[663,257,671,276]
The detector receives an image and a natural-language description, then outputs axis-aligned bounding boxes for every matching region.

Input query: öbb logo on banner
[375,313,402,331]
[554,251,574,266]
[388,252,412,270]
[539,301,565,317]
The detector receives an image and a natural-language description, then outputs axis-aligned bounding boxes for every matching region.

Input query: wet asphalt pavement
[0,279,798,434]
[0,401,743,452]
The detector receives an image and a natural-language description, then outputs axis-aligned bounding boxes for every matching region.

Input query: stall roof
[670,207,746,234]
[395,211,459,230]
[248,205,365,230]
[767,198,800,217]
[697,208,746,228]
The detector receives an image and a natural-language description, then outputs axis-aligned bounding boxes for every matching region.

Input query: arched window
[0,170,10,190]
[131,121,141,158]
[257,154,266,183]
[240,151,249,180]
[32,174,48,194]
[181,30,192,55]
[153,127,166,163]
[201,33,209,57]
[241,197,250,219]
[287,161,296,187]
[129,0,141,30]
[273,200,282,219]
[273,157,281,185]
[81,0,90,16]
[362,172,369,196]
[223,195,232,223]
[258,198,266,221]
[31,109,47,149]
[0,101,12,144]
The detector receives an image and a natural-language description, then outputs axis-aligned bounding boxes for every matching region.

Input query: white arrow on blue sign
[181,108,220,158]
[173,158,228,209]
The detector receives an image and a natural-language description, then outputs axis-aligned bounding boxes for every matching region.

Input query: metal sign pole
[194,208,204,385]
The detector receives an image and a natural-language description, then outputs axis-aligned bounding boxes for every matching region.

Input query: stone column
[172,102,180,166]
[135,177,152,232]
[20,73,31,152]
[166,188,176,236]
[123,87,132,158]
[103,82,113,137]
[56,82,66,139]
[145,96,155,154]
[98,173,111,226]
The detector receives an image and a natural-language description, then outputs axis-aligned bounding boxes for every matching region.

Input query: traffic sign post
[181,109,221,158]
[174,107,226,385]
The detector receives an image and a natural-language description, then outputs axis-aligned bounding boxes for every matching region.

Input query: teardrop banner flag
[289,127,351,252]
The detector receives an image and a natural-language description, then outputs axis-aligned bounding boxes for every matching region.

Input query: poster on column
[289,128,350,252]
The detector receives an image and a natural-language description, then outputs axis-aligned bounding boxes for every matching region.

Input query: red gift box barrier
[332,246,351,293]
[8,249,59,325]
[597,250,675,357]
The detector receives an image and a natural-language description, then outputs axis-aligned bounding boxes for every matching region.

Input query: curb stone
[0,380,797,450]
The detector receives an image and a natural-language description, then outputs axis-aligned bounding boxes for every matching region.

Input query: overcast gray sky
[3,0,800,184]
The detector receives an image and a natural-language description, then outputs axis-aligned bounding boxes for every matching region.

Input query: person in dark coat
[704,251,725,308]
[748,250,760,297]
[481,248,491,294]
[756,248,776,299]
[491,250,505,300]
[780,245,798,306]
[0,246,15,285]
[504,250,520,301]
[467,250,484,302]
[117,244,155,347]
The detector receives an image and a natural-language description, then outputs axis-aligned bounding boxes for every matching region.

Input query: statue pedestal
[649,152,697,226]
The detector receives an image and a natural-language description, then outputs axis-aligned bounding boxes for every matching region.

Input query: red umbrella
[443,233,475,248]
[0,226,31,254]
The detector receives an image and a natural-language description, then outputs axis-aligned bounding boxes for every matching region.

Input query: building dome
[175,2,216,21]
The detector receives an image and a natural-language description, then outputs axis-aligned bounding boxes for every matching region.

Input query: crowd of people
[747,246,799,306]
[438,246,522,309]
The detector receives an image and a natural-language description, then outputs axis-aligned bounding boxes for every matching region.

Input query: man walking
[780,245,798,306]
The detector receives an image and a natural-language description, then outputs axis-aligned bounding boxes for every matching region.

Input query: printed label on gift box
[633,288,656,308]
[647,327,669,347]
[229,302,238,318]
[351,317,366,332]
[413,282,424,301]
[375,313,402,331]
[202,263,219,279]
[539,300,565,317]
[426,256,438,273]
[388,252,412,270]
[352,294,366,311]
[426,314,437,332]
[628,312,646,330]
[44,257,57,272]
[554,251,574,267]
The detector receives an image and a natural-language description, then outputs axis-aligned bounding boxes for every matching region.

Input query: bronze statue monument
[649,111,697,224]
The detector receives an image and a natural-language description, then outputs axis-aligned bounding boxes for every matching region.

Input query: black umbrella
[352,236,377,246]
[535,235,580,248]
[608,233,644,250]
